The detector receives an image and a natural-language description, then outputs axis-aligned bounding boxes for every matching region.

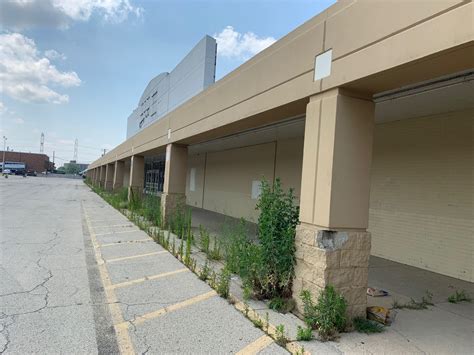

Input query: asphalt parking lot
[0,176,286,354]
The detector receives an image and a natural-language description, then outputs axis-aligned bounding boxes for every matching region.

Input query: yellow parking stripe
[107,268,189,290]
[101,238,152,247]
[83,204,135,355]
[236,335,274,355]
[94,229,141,236]
[106,251,167,263]
[116,290,217,329]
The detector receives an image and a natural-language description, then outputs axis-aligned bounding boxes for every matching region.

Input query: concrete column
[104,163,114,191]
[161,144,188,224]
[293,88,375,319]
[128,155,145,201]
[99,165,106,188]
[94,168,99,185]
[113,160,125,191]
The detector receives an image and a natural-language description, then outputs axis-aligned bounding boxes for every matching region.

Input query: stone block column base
[292,223,371,320]
[161,193,186,226]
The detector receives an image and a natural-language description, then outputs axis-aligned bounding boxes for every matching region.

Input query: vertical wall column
[113,160,125,190]
[128,155,145,201]
[99,165,106,188]
[293,88,375,319]
[161,144,188,224]
[104,163,114,191]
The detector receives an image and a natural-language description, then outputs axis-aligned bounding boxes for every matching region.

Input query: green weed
[392,290,434,310]
[448,290,472,304]
[296,326,313,341]
[353,317,384,334]
[275,324,288,346]
[300,286,347,341]
[216,267,231,299]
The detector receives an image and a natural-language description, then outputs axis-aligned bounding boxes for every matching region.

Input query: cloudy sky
[0,0,334,165]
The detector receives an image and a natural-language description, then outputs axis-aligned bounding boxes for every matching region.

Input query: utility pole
[102,148,107,156]
[53,151,55,170]
[2,136,6,174]
[73,139,78,161]
[40,133,44,153]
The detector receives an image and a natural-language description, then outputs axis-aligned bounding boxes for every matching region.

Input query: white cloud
[0,0,143,30]
[14,117,25,124]
[0,102,5,114]
[214,26,276,60]
[44,49,66,61]
[0,33,81,104]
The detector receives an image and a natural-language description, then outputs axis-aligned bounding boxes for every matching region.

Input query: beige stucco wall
[369,110,473,282]
[186,138,304,222]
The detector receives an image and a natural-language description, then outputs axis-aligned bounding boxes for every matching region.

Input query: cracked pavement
[1,176,287,354]
[0,176,99,354]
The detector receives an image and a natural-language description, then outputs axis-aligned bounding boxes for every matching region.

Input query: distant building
[126,35,217,138]
[0,151,51,173]
[64,160,89,172]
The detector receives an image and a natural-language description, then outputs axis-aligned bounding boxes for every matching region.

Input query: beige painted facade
[370,109,473,282]
[88,1,474,315]
[186,137,304,222]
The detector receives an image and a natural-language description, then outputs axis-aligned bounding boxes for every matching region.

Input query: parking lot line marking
[94,229,141,236]
[117,290,217,329]
[83,204,135,355]
[107,268,189,290]
[100,238,152,247]
[236,335,274,355]
[106,251,167,263]
[94,223,136,229]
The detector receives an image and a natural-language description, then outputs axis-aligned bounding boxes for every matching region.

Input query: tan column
[94,168,99,185]
[99,165,106,188]
[104,163,114,191]
[161,144,188,224]
[128,155,145,201]
[113,160,125,190]
[293,88,375,319]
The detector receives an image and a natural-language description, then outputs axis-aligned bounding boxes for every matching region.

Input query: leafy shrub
[142,195,162,226]
[253,178,299,299]
[300,286,347,341]
[128,188,142,212]
[171,202,192,239]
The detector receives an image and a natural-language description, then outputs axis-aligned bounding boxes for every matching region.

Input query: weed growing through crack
[208,237,222,261]
[392,290,434,310]
[275,324,289,346]
[178,240,184,260]
[448,290,472,304]
[252,317,263,329]
[300,286,347,341]
[265,312,270,332]
[199,225,210,254]
[216,267,231,299]
[353,317,384,334]
[296,326,313,341]
[199,260,210,281]
[184,231,192,266]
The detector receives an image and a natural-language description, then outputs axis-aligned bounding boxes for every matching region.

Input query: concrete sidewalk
[81,191,288,354]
